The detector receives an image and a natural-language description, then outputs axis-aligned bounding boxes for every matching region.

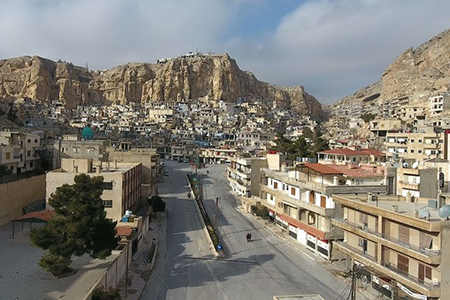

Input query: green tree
[0,165,12,177]
[30,174,119,276]
[302,127,313,139]
[360,113,376,123]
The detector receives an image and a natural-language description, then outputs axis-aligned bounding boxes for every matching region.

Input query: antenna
[439,205,450,220]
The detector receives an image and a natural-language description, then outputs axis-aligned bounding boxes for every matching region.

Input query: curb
[186,174,224,258]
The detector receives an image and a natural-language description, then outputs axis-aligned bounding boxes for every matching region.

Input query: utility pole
[350,263,357,300]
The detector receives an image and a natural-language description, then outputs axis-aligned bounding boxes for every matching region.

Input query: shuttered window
[398,225,410,244]
[419,231,433,249]
[397,254,409,275]
[320,196,326,208]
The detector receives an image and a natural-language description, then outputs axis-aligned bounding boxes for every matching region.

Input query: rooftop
[340,195,447,222]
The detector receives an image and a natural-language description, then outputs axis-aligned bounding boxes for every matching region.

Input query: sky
[1,0,450,104]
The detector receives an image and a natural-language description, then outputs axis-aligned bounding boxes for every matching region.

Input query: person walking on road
[246,233,252,242]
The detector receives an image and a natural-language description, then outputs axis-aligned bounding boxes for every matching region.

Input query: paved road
[142,161,355,300]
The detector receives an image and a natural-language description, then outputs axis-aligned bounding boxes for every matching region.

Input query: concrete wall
[83,242,132,300]
[0,174,46,226]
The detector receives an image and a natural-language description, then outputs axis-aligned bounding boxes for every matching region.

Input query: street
[142,161,356,300]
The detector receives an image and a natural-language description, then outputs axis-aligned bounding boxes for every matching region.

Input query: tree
[30,174,119,276]
[360,113,376,123]
[148,195,166,212]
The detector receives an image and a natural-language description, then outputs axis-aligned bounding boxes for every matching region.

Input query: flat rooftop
[342,195,446,222]
[0,223,120,300]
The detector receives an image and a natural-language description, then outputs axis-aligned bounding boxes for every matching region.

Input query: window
[27,139,31,143]
[5,152,10,159]
[410,139,414,143]
[29,162,33,168]
[291,187,296,196]
[418,150,422,154]
[411,150,415,153]
[102,182,113,190]
[320,196,326,208]
[103,200,113,208]
[34,139,38,143]
[274,182,278,189]
[27,151,31,157]
[418,139,422,143]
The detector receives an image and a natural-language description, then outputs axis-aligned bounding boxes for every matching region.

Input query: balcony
[260,185,335,217]
[332,219,440,264]
[333,241,440,298]
[399,181,420,191]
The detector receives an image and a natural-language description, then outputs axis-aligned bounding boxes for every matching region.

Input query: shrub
[251,205,269,220]
[92,287,121,300]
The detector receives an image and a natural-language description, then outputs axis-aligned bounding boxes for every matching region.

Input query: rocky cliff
[0,53,325,119]
[334,28,450,108]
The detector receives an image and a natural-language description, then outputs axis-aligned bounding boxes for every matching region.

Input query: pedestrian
[246,233,251,242]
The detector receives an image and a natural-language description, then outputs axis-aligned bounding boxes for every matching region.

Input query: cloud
[0,0,236,69]
[226,0,450,103]
[1,0,450,104]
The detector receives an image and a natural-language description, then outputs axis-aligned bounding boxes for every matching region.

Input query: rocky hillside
[334,28,450,108]
[0,53,325,119]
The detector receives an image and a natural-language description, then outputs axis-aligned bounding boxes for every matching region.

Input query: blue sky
[1,0,450,104]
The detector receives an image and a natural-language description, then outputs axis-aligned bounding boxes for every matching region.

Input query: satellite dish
[418,207,430,220]
[439,205,450,219]
[403,162,409,168]
[412,161,419,169]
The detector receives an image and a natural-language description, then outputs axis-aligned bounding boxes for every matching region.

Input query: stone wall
[0,174,46,227]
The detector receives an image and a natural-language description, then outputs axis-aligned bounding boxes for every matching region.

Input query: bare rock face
[0,53,325,119]
[333,28,450,108]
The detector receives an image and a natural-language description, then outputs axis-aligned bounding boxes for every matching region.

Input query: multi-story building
[258,162,388,259]
[0,131,41,174]
[318,148,386,165]
[332,194,450,299]
[395,167,438,198]
[370,119,402,142]
[46,158,142,222]
[226,154,274,212]
[429,94,450,115]
[385,129,445,163]
[148,109,174,124]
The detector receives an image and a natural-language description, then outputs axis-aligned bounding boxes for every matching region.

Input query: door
[363,239,368,255]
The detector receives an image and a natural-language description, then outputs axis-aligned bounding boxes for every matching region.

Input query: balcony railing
[334,219,440,256]
[334,241,377,262]
[382,261,440,288]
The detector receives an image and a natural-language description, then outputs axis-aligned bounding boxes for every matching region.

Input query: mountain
[333,28,450,108]
[0,53,325,119]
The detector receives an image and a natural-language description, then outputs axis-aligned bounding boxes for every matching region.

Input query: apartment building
[429,94,450,115]
[201,147,237,164]
[46,158,142,222]
[385,129,446,163]
[226,153,283,212]
[395,167,438,199]
[332,194,450,299]
[370,119,402,139]
[318,148,385,165]
[259,162,387,259]
[148,109,174,124]
[0,131,41,174]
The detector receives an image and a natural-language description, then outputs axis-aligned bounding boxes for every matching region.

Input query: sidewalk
[236,206,384,300]
[118,212,166,300]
